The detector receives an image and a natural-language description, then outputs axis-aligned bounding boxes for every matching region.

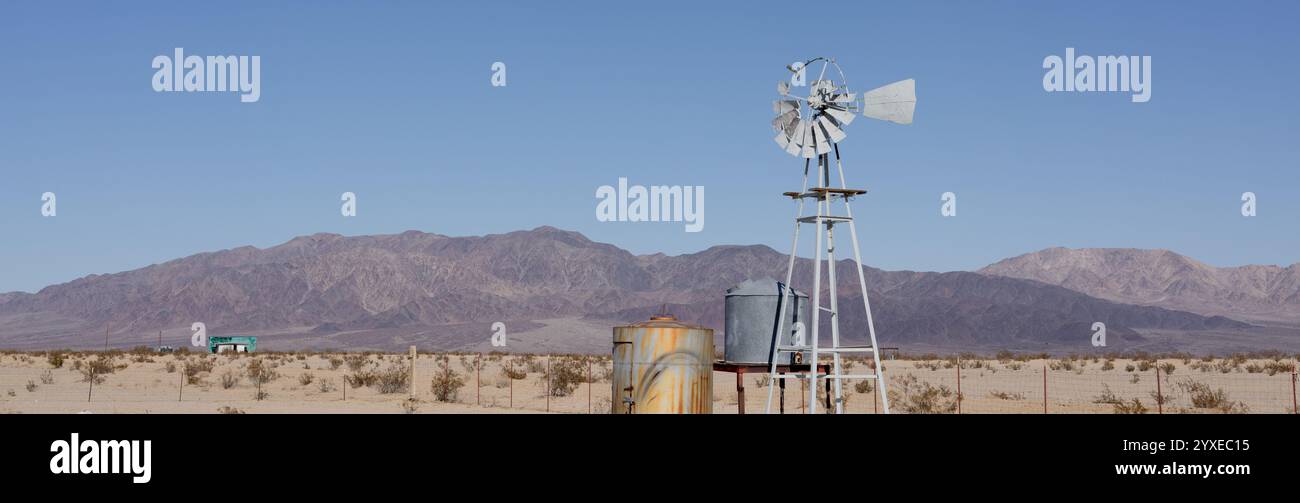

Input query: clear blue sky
[1,1,1297,293]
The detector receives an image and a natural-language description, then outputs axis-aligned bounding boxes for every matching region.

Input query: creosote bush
[887,374,957,414]
[374,363,409,394]
[430,365,465,403]
[546,358,586,397]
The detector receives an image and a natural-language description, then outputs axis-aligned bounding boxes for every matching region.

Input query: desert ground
[0,350,1295,414]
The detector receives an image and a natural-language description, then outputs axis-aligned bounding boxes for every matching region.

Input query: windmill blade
[786,120,808,156]
[778,80,790,96]
[774,131,790,150]
[772,109,798,132]
[810,121,831,155]
[830,92,855,103]
[861,79,916,125]
[799,122,817,158]
[773,100,798,115]
[823,107,855,126]
[816,114,846,143]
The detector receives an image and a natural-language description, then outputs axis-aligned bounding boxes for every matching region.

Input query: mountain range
[0,227,1296,354]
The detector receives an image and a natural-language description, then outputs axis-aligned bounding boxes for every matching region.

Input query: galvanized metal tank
[611,315,713,414]
[724,278,808,364]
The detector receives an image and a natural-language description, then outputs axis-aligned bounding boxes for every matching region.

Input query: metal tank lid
[619,313,710,330]
[725,277,807,298]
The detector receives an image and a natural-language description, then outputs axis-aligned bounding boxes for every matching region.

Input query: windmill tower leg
[833,145,890,414]
[766,159,811,414]
[825,210,845,412]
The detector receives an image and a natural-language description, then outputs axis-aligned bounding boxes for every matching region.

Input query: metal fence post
[1042,364,1047,414]
[1155,366,1163,414]
[546,355,550,413]
[587,359,592,414]
[476,353,482,406]
[408,346,417,400]
[85,366,95,403]
[1292,371,1297,415]
[956,358,961,415]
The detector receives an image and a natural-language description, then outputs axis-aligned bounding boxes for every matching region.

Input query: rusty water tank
[611,314,713,414]
[724,278,809,364]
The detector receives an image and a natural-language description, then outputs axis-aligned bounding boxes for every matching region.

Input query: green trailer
[208,336,257,353]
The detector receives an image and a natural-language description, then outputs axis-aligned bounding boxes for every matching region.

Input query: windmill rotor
[771,58,917,158]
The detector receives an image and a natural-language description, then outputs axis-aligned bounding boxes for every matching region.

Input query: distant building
[208,336,257,353]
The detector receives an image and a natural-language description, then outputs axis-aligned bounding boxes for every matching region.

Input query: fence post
[1292,371,1297,415]
[1155,366,1163,415]
[178,365,184,402]
[408,346,417,400]
[1042,364,1047,414]
[476,353,482,406]
[546,355,551,413]
[509,366,513,408]
[587,359,592,414]
[956,358,961,415]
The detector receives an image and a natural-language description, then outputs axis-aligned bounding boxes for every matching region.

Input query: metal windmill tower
[765,57,916,414]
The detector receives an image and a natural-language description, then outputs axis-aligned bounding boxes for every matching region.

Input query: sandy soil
[0,352,1294,414]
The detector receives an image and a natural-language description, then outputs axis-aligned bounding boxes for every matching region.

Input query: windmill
[765,58,916,414]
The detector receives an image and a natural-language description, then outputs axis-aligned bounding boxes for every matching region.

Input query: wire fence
[0,352,1295,414]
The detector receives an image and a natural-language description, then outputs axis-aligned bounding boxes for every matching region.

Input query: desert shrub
[47,351,65,368]
[25,380,37,392]
[989,390,1023,400]
[887,374,957,414]
[1125,364,1136,372]
[165,361,177,373]
[854,380,874,395]
[318,379,337,393]
[1113,398,1148,414]
[1176,379,1248,413]
[1093,384,1122,405]
[1101,360,1115,371]
[1262,361,1295,376]
[328,356,344,371]
[344,354,371,372]
[373,363,409,394]
[1157,362,1175,375]
[547,358,586,397]
[79,367,105,384]
[188,357,215,373]
[39,370,55,385]
[245,358,279,385]
[430,365,465,402]
[1137,360,1154,372]
[217,406,245,414]
[79,355,118,383]
[220,370,240,389]
[254,389,270,401]
[400,398,421,414]
[346,369,377,388]
[501,360,527,381]
[298,371,315,386]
